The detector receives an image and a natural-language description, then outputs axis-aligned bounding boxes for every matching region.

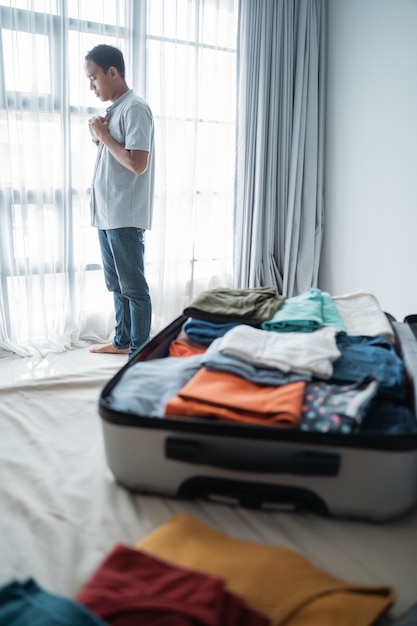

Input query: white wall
[319,0,417,321]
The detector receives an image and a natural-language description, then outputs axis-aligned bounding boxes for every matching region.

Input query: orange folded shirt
[168,339,207,358]
[164,367,306,427]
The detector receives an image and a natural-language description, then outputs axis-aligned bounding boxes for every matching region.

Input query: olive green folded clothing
[183,287,285,325]
[137,513,395,626]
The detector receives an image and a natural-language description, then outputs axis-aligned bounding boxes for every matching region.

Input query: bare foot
[89,343,129,355]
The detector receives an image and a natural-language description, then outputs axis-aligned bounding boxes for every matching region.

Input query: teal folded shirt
[261,288,347,333]
[0,578,108,625]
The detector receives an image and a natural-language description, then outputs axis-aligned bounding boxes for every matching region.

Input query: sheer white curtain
[0,0,131,357]
[0,0,238,357]
[144,0,237,332]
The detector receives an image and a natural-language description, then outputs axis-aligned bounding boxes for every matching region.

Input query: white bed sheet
[0,350,416,621]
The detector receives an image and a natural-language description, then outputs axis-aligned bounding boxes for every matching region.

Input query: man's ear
[108,66,117,78]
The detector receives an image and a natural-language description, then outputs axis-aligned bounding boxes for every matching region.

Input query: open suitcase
[98,290,417,522]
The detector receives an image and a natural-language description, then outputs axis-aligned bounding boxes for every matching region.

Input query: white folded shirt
[332,290,395,344]
[219,324,341,380]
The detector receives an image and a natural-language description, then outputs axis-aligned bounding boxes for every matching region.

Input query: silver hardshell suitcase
[98,314,417,522]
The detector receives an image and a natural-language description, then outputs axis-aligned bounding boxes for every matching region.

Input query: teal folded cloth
[261,288,347,333]
[0,578,108,625]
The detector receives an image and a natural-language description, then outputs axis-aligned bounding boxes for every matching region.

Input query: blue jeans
[98,227,151,356]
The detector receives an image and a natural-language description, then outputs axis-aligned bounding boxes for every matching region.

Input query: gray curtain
[234,0,327,296]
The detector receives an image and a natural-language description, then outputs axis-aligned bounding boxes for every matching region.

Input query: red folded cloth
[76,543,270,626]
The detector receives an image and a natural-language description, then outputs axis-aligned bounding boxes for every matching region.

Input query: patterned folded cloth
[137,513,395,626]
[300,376,379,433]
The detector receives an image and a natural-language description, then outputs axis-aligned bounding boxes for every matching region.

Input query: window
[145,0,237,326]
[0,1,130,352]
[0,0,238,354]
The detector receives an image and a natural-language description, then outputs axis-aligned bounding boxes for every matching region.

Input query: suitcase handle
[178,477,329,514]
[165,437,340,476]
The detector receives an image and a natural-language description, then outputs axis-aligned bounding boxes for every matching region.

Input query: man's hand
[87,115,148,175]
[88,115,108,144]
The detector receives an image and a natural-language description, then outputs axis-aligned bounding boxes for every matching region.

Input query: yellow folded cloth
[137,513,395,626]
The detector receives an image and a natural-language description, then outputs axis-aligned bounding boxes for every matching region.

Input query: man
[85,44,154,357]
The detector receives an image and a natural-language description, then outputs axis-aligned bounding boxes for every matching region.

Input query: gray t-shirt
[90,89,155,230]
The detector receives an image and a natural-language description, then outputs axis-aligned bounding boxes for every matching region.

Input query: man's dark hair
[85,44,125,79]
